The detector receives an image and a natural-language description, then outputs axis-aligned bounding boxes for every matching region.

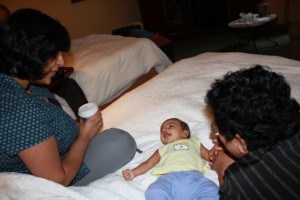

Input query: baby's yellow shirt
[151,136,207,176]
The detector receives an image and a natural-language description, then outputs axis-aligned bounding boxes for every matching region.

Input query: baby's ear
[183,130,190,138]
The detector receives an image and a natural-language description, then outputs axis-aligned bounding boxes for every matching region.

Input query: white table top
[228,14,277,28]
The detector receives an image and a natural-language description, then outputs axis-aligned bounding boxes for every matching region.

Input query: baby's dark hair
[168,118,191,138]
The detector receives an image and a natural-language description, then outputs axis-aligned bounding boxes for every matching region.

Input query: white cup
[78,103,98,121]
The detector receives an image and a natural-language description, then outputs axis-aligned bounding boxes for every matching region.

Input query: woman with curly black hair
[206,65,300,199]
[0,8,137,186]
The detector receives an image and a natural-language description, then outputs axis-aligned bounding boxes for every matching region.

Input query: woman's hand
[78,109,103,141]
[19,110,103,186]
[209,148,236,186]
[208,137,224,164]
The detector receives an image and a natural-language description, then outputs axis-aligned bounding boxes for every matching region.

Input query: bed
[1,52,300,200]
[55,34,172,118]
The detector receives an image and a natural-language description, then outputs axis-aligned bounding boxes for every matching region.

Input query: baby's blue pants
[145,171,219,200]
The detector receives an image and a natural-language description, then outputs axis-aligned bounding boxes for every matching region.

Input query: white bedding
[1,52,300,200]
[58,34,172,118]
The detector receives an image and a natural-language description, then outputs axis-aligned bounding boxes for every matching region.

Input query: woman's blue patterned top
[0,73,89,184]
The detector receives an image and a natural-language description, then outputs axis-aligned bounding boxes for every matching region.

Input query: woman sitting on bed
[0,8,137,186]
[206,65,300,199]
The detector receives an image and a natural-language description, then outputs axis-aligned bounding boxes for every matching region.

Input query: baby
[122,118,219,200]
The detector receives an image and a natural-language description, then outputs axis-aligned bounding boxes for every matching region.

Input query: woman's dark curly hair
[205,65,300,150]
[0,8,70,80]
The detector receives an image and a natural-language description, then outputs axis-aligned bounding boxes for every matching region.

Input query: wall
[0,0,293,40]
[1,0,142,39]
[268,0,288,24]
[287,0,300,60]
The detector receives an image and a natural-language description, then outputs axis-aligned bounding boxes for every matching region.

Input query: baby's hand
[122,169,135,181]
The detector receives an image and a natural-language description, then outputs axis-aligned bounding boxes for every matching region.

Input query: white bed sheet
[1,52,300,200]
[58,34,172,119]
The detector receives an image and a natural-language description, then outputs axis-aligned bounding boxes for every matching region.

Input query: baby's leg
[187,172,219,200]
[145,174,175,200]
[146,171,219,200]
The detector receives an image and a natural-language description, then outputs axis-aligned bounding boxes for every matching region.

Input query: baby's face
[160,119,188,144]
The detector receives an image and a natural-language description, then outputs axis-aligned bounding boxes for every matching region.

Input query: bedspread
[1,52,300,200]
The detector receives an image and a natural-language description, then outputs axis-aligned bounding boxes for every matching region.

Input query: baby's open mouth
[164,133,172,138]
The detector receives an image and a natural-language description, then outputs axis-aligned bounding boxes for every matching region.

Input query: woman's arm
[122,149,160,181]
[18,109,103,186]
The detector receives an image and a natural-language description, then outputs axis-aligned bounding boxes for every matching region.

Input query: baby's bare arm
[122,150,160,181]
[200,144,210,161]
